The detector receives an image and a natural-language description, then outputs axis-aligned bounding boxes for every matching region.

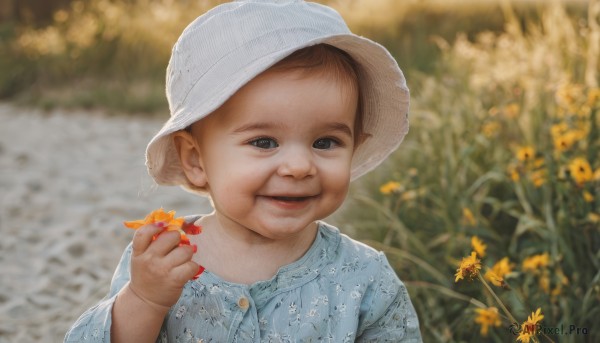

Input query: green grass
[0,0,587,114]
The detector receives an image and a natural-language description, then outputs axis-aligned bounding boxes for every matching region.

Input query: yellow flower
[474,307,501,336]
[504,103,520,118]
[529,169,546,188]
[589,213,600,223]
[471,236,487,257]
[517,308,544,343]
[482,121,501,138]
[550,122,568,138]
[516,146,535,162]
[556,83,584,108]
[508,163,521,182]
[583,191,595,203]
[553,130,579,152]
[379,181,402,195]
[568,158,593,185]
[462,208,476,226]
[522,253,550,273]
[485,257,514,287]
[455,251,482,282]
[484,270,505,288]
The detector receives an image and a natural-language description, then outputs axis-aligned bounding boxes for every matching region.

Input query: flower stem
[477,273,518,324]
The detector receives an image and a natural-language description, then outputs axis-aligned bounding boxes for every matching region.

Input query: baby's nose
[277,148,316,179]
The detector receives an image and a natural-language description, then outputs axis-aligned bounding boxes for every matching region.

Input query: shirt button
[238,297,249,310]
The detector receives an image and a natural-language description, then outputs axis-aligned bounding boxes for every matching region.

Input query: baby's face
[188,68,358,240]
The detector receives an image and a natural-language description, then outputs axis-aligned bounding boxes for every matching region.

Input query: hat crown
[167,0,350,120]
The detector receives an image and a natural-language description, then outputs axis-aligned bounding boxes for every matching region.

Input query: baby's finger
[170,260,201,284]
[165,244,196,268]
[131,225,165,256]
[146,230,182,256]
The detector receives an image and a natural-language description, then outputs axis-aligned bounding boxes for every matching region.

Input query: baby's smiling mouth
[270,196,315,202]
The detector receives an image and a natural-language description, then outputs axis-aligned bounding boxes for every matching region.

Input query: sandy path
[0,103,212,342]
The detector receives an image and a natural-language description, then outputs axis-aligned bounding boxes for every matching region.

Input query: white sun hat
[146,0,409,191]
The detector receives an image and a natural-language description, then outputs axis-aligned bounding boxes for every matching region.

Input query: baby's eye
[249,137,278,149]
[313,138,339,150]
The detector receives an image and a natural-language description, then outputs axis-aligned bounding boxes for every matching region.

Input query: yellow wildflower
[522,253,550,273]
[474,307,501,336]
[529,169,546,188]
[455,251,482,282]
[583,191,595,203]
[379,181,402,195]
[485,257,514,287]
[471,236,487,258]
[504,103,520,118]
[556,83,584,108]
[462,208,476,226]
[508,163,521,182]
[550,122,568,137]
[553,130,579,152]
[517,308,544,343]
[568,158,593,185]
[516,146,535,162]
[484,269,505,288]
[589,213,600,223]
[482,121,501,138]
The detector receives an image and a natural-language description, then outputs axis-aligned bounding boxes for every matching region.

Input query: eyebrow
[233,121,353,137]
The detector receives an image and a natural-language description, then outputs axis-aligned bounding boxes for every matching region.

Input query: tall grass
[0,0,565,113]
[336,1,599,341]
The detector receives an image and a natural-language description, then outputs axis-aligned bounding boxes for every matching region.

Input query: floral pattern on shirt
[65,220,422,342]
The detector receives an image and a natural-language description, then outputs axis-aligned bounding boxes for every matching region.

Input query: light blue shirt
[65,220,422,342]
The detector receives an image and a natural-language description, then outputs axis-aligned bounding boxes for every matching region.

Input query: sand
[0,103,213,342]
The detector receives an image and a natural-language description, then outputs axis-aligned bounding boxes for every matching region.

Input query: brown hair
[269,44,369,147]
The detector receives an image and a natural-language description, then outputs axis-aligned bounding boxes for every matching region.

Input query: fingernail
[192,265,205,280]
[192,244,198,253]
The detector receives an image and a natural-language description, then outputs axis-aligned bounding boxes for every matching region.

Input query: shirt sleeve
[356,252,422,343]
[64,243,133,343]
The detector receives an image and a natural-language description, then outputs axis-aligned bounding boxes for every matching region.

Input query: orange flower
[474,307,501,336]
[455,252,482,282]
[485,257,514,288]
[568,157,593,185]
[522,253,550,273]
[124,208,202,246]
[380,181,402,195]
[517,308,544,343]
[471,236,486,258]
[124,208,203,279]
[516,146,535,162]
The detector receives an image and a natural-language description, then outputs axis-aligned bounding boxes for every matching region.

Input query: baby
[65,0,422,342]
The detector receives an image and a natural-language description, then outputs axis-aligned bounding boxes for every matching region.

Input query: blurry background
[0,0,598,342]
[0,0,586,114]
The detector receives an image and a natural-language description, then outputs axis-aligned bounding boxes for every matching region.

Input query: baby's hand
[124,209,203,310]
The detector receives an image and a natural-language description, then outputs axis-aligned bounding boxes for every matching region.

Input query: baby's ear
[172,131,207,187]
